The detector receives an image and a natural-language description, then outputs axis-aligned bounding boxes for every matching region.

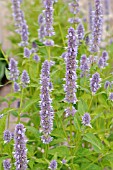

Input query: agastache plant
[90,72,101,94]
[9,58,19,81]
[90,0,103,52]
[13,124,28,170]
[77,23,85,43]
[11,0,29,46]
[68,0,80,24]
[3,159,11,170]
[40,60,54,144]
[64,27,78,104]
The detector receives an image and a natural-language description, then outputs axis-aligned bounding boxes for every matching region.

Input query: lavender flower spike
[90,0,103,52]
[3,130,12,143]
[40,60,54,144]
[90,72,101,94]
[49,160,57,170]
[13,124,28,170]
[64,27,78,104]
[3,159,11,170]
[43,0,55,37]
[14,82,20,92]
[9,58,19,81]
[82,113,91,127]
[77,23,85,42]
[21,70,30,88]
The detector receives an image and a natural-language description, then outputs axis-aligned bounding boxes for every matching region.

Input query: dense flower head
[44,39,54,46]
[33,54,40,62]
[68,17,81,24]
[80,55,90,77]
[109,93,113,101]
[104,81,111,89]
[24,47,30,58]
[102,51,109,66]
[104,0,110,15]
[19,21,29,46]
[64,27,78,104]
[11,0,23,33]
[68,0,79,15]
[21,70,30,87]
[90,72,101,93]
[98,57,104,68]
[3,130,12,143]
[40,60,54,144]
[38,13,45,25]
[77,23,85,42]
[14,82,20,92]
[3,159,11,170]
[0,114,4,119]
[82,113,91,126]
[38,24,46,41]
[90,0,103,52]
[88,2,94,31]
[9,58,19,81]
[13,124,28,170]
[11,0,29,46]
[49,160,57,170]
[43,0,55,37]
[65,106,77,117]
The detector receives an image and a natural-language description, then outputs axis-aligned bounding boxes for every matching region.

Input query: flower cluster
[90,72,101,94]
[3,159,11,170]
[77,23,85,42]
[40,60,54,144]
[38,13,46,42]
[21,70,30,88]
[64,27,78,104]
[11,0,29,46]
[49,160,57,170]
[80,55,89,77]
[90,0,103,52]
[82,113,91,126]
[13,124,28,170]
[3,130,12,143]
[98,51,109,68]
[68,0,80,24]
[65,106,77,117]
[9,58,19,81]
[14,82,20,92]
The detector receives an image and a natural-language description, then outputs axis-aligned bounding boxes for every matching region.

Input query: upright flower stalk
[11,0,29,46]
[68,0,80,24]
[13,124,28,170]
[40,60,54,144]
[90,0,103,52]
[64,27,78,105]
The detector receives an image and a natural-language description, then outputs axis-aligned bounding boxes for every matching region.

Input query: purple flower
[64,27,78,104]
[77,23,85,42]
[14,82,20,92]
[44,39,54,46]
[104,81,111,89]
[3,130,12,143]
[13,124,28,170]
[109,93,113,101]
[104,0,110,15]
[102,51,109,67]
[68,18,81,24]
[38,24,46,42]
[98,57,104,68]
[21,70,30,87]
[90,0,103,52]
[0,114,4,119]
[33,54,40,62]
[38,13,45,25]
[11,0,29,46]
[49,160,57,170]
[90,72,101,94]
[24,47,30,58]
[68,1,79,15]
[3,159,11,170]
[43,0,55,37]
[88,2,94,31]
[40,60,54,144]
[82,113,91,126]
[62,159,66,164]
[80,55,90,77]
[65,106,77,117]
[9,58,19,81]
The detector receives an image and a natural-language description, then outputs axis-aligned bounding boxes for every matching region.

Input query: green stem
[58,23,66,47]
[17,89,24,123]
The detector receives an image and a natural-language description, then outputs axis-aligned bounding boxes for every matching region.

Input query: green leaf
[48,146,69,157]
[83,133,104,153]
